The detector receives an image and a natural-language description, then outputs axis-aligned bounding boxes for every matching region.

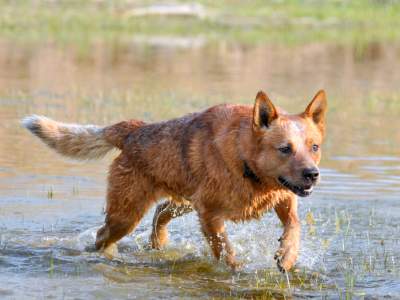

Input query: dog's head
[251,90,327,197]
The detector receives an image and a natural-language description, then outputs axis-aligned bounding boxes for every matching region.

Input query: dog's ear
[304,90,327,134]
[253,91,278,130]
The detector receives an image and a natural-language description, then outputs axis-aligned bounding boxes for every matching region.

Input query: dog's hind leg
[150,199,193,249]
[95,157,157,258]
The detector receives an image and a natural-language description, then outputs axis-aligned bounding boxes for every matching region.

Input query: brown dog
[22,90,327,272]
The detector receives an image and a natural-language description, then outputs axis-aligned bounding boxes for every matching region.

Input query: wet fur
[23,90,327,272]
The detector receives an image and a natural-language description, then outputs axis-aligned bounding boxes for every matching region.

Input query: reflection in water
[0,40,399,298]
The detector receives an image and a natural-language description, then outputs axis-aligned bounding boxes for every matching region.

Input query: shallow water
[0,40,400,299]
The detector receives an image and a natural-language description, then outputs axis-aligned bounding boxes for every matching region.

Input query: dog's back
[111,104,249,198]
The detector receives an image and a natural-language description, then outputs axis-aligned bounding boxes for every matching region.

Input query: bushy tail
[22,115,114,160]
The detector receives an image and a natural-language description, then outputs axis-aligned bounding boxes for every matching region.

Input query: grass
[47,186,54,199]
[0,0,399,47]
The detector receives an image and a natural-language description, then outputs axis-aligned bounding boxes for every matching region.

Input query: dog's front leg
[199,214,241,271]
[274,195,300,272]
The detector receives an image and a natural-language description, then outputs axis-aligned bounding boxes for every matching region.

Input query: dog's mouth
[278,176,314,197]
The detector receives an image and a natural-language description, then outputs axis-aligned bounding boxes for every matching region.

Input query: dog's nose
[303,168,319,182]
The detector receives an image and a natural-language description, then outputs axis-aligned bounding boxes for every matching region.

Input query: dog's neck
[242,161,261,184]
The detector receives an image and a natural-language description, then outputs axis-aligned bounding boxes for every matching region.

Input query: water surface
[0,40,399,299]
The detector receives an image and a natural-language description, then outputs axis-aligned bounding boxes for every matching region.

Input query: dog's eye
[278,145,292,154]
[312,144,319,152]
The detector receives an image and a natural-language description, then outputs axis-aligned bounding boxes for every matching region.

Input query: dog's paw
[228,260,244,273]
[274,241,298,273]
[102,243,119,260]
[225,256,244,272]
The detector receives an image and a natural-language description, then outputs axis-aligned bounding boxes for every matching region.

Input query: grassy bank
[0,0,399,46]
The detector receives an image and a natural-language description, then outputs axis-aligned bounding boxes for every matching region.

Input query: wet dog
[22,90,327,272]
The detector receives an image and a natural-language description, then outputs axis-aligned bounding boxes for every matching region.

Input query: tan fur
[22,115,113,159]
[22,90,327,272]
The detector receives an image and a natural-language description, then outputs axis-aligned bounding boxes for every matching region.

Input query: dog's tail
[22,115,144,160]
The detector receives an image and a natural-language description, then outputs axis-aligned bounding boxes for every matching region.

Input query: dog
[22,90,327,272]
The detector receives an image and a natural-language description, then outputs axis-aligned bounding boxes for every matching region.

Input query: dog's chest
[229,189,289,222]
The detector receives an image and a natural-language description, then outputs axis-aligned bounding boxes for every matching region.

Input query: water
[0,40,400,299]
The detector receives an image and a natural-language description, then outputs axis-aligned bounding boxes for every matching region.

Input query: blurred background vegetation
[1,0,399,47]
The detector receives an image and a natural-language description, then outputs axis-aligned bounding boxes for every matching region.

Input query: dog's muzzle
[278,176,314,197]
